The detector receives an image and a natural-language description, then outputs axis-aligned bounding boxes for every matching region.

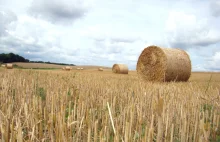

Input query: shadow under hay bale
[136,45,191,82]
[112,64,128,74]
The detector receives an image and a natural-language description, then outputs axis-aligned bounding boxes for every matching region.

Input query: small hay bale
[80,68,84,70]
[65,66,71,71]
[136,45,191,82]
[76,68,81,70]
[6,64,13,69]
[112,64,128,74]
[1,64,6,68]
[98,68,103,71]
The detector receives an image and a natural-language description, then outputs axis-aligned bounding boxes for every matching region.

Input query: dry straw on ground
[98,68,103,71]
[112,64,128,74]
[136,45,191,82]
[6,64,13,69]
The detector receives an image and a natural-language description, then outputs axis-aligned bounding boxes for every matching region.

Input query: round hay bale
[112,64,128,74]
[80,68,84,70]
[136,45,191,82]
[1,64,6,68]
[6,64,13,69]
[76,68,81,70]
[98,68,103,71]
[65,66,71,71]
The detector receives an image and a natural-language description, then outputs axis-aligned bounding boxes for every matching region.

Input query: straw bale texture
[6,64,13,69]
[98,68,103,71]
[112,64,128,74]
[136,45,191,82]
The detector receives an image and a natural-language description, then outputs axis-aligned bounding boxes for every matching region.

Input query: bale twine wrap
[6,64,13,69]
[112,64,128,74]
[136,45,191,82]
[98,68,103,71]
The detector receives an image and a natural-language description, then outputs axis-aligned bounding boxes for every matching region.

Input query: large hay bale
[98,68,103,71]
[136,45,191,82]
[112,64,128,74]
[6,64,13,69]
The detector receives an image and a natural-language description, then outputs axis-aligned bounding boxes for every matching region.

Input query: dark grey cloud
[167,28,220,49]
[28,0,88,24]
[210,0,220,17]
[0,9,17,36]
[169,38,220,49]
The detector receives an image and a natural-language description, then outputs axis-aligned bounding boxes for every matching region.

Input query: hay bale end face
[112,64,128,74]
[6,64,13,69]
[136,45,191,82]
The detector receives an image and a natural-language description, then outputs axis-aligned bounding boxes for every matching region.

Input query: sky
[0,0,220,71]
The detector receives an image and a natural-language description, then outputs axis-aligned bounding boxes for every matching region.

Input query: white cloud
[165,11,220,49]
[204,52,220,71]
[0,0,220,71]
[0,9,17,36]
[210,0,220,17]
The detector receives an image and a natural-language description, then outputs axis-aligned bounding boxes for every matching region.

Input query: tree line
[0,53,75,66]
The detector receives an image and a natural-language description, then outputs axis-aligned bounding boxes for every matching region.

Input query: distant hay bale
[1,64,6,68]
[98,68,103,71]
[112,64,128,74]
[64,66,71,71]
[136,45,191,82]
[62,67,65,70]
[80,68,84,70]
[6,64,13,69]
[76,68,81,70]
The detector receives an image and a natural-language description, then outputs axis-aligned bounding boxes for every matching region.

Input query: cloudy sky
[0,0,220,71]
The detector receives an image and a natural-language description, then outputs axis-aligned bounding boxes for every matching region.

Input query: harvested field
[11,62,110,70]
[0,69,220,141]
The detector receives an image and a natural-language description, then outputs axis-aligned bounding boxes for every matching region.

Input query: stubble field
[0,68,220,142]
